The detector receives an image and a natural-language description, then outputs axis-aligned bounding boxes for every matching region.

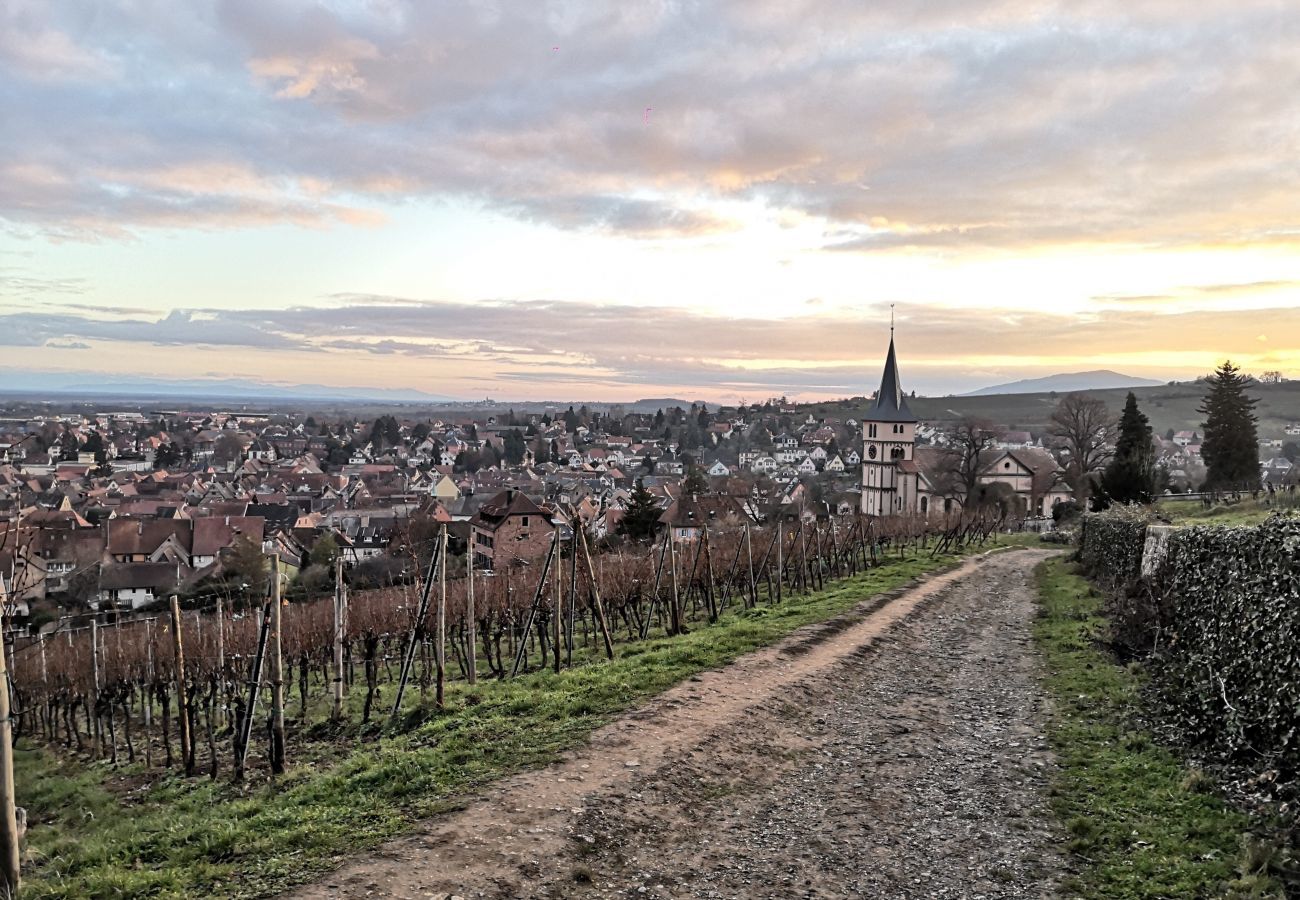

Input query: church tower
[861,327,919,517]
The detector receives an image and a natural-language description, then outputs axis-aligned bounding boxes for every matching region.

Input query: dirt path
[289,549,1063,900]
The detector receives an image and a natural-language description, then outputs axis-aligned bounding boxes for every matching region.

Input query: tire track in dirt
[287,549,1062,900]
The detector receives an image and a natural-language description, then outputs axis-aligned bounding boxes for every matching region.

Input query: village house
[469,488,555,570]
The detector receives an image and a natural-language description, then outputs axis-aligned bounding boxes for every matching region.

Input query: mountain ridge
[963,369,1164,397]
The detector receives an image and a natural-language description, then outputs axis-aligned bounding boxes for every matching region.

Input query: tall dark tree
[503,429,527,465]
[618,478,662,541]
[683,465,709,496]
[1198,361,1261,491]
[1098,393,1157,505]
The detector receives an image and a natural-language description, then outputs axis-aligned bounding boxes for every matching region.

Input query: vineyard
[8,511,1006,786]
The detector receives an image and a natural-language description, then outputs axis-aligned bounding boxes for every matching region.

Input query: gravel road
[290,549,1064,900]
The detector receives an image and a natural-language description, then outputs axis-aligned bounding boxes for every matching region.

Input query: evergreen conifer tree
[618,478,662,540]
[503,429,527,465]
[683,465,709,496]
[1198,361,1261,490]
[1099,392,1157,505]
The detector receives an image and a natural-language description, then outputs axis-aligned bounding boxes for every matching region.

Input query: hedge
[1078,510,1300,771]
[1157,516,1300,766]
[1077,505,1151,592]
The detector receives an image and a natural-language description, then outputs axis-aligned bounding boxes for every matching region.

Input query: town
[2,339,1295,628]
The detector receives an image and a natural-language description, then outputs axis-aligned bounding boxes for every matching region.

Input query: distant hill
[628,398,716,413]
[964,370,1164,397]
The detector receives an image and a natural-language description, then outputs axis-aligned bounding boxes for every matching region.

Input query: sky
[1,0,1298,403]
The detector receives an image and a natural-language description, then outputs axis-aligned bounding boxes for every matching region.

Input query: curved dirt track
[289,549,1064,899]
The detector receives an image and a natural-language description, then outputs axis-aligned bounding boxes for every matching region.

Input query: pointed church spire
[866,323,917,423]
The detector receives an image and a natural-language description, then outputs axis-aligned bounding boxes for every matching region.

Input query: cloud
[0,0,1295,249]
[0,272,87,297]
[0,309,306,350]
[4,296,1298,396]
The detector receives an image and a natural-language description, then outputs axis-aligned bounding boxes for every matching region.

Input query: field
[14,521,1015,899]
[805,380,1300,441]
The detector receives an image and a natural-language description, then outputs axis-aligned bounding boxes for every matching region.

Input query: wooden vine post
[215,594,225,673]
[390,531,443,721]
[332,556,345,720]
[578,524,615,659]
[776,521,784,602]
[744,522,757,608]
[702,526,718,622]
[268,555,286,776]
[169,595,194,776]
[234,597,271,779]
[566,530,579,663]
[510,531,558,677]
[552,532,563,675]
[466,540,477,685]
[0,576,21,899]
[435,525,447,709]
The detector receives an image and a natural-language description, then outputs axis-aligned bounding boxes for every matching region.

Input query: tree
[1283,441,1300,464]
[1198,361,1261,491]
[154,442,180,470]
[947,417,1001,495]
[214,433,244,465]
[1047,393,1115,503]
[1098,393,1158,506]
[309,533,339,569]
[503,429,527,465]
[618,479,663,541]
[683,465,709,496]
[224,534,268,589]
[82,431,105,460]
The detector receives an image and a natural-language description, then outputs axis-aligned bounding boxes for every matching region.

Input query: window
[521,516,529,527]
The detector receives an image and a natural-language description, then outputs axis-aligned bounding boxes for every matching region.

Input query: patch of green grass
[1157,496,1300,527]
[19,547,981,899]
[1034,557,1283,898]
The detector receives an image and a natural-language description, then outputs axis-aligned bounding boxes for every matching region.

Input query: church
[860,331,921,517]
[860,332,1072,519]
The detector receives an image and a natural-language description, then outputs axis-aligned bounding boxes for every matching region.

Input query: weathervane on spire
[890,303,895,336]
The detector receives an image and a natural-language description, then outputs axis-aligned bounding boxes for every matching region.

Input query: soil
[286,549,1064,899]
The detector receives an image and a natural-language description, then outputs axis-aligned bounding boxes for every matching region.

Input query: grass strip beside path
[20,546,981,899]
[1034,556,1280,898]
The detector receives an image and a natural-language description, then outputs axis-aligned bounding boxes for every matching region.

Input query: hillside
[804,380,1300,440]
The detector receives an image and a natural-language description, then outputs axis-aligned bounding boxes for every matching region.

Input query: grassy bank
[19,545,988,899]
[1034,556,1280,898]
[1157,495,1300,527]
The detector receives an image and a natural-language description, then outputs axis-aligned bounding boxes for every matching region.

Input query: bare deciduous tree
[1048,393,1114,502]
[946,417,1003,496]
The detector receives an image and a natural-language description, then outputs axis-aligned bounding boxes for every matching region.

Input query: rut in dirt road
[291,549,1064,900]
